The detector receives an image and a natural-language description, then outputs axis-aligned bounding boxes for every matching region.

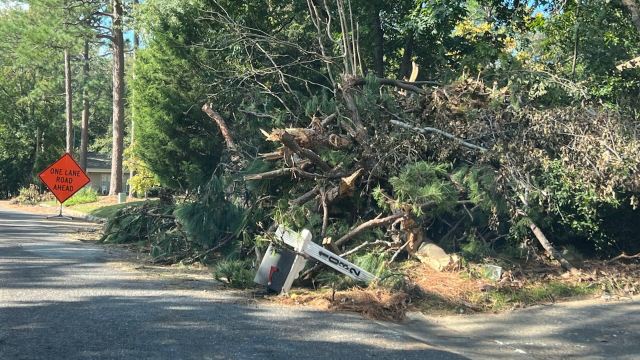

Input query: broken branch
[607,252,640,263]
[244,168,324,181]
[280,131,332,172]
[202,103,236,150]
[390,119,488,152]
[335,213,406,247]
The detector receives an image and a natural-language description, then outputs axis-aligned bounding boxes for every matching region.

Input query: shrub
[13,184,51,205]
[64,187,98,206]
[174,175,249,250]
[213,259,255,288]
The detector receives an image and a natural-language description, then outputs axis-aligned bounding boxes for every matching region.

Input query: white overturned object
[274,225,377,285]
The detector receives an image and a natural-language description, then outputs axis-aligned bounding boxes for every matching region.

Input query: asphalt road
[1,205,638,359]
[0,206,471,360]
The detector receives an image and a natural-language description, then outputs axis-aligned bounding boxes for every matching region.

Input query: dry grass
[273,288,410,321]
[405,262,485,303]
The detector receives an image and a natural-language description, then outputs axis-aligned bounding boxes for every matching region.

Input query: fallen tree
[200,74,638,273]
[119,1,640,281]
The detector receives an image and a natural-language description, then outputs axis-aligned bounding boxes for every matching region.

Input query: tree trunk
[109,0,125,195]
[398,30,414,80]
[64,49,73,154]
[571,0,581,78]
[80,40,89,171]
[129,0,139,198]
[371,5,384,77]
[622,0,640,34]
[528,220,577,272]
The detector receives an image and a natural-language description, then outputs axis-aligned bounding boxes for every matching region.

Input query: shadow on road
[0,207,472,359]
[2,206,638,359]
[0,294,473,360]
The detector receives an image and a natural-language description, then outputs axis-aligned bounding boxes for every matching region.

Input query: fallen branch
[289,186,320,206]
[339,239,393,258]
[183,234,235,264]
[320,188,329,237]
[321,112,337,127]
[244,168,324,181]
[202,103,236,150]
[389,240,410,263]
[528,220,577,272]
[335,213,406,247]
[280,131,332,172]
[390,119,488,152]
[351,77,426,94]
[515,194,576,272]
[607,252,640,263]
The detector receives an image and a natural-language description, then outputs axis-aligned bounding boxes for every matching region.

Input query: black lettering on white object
[320,251,364,278]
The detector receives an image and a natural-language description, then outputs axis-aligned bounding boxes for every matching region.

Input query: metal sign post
[46,201,73,220]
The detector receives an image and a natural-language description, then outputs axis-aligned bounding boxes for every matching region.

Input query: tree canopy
[2,0,640,271]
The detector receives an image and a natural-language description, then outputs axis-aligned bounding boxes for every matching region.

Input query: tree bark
[622,0,640,34]
[280,131,332,172]
[64,49,73,155]
[398,30,414,80]
[80,40,89,171]
[390,119,488,152]
[109,0,125,195]
[335,213,405,247]
[527,220,577,272]
[341,76,367,144]
[202,103,236,150]
[370,5,384,77]
[130,1,139,197]
[571,0,581,79]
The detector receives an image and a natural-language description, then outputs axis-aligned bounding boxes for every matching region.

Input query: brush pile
[221,75,639,274]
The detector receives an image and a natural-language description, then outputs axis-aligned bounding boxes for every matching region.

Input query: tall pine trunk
[109,0,125,195]
[371,6,384,77]
[622,0,640,33]
[129,0,139,197]
[398,31,414,80]
[80,40,89,171]
[64,49,73,154]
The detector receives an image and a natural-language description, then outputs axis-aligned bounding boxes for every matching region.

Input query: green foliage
[533,0,640,105]
[353,252,388,277]
[388,162,457,216]
[132,38,222,190]
[125,151,160,196]
[14,184,49,205]
[100,202,178,245]
[272,197,323,233]
[387,162,504,218]
[532,159,631,254]
[213,259,255,289]
[461,234,492,261]
[0,1,113,197]
[63,187,98,207]
[173,175,248,250]
[480,281,596,311]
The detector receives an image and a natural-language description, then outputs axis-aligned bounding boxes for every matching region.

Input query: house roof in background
[86,152,111,170]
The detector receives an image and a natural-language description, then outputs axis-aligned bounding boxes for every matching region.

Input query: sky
[0,1,29,11]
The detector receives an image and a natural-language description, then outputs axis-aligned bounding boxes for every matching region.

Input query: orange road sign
[38,153,90,204]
